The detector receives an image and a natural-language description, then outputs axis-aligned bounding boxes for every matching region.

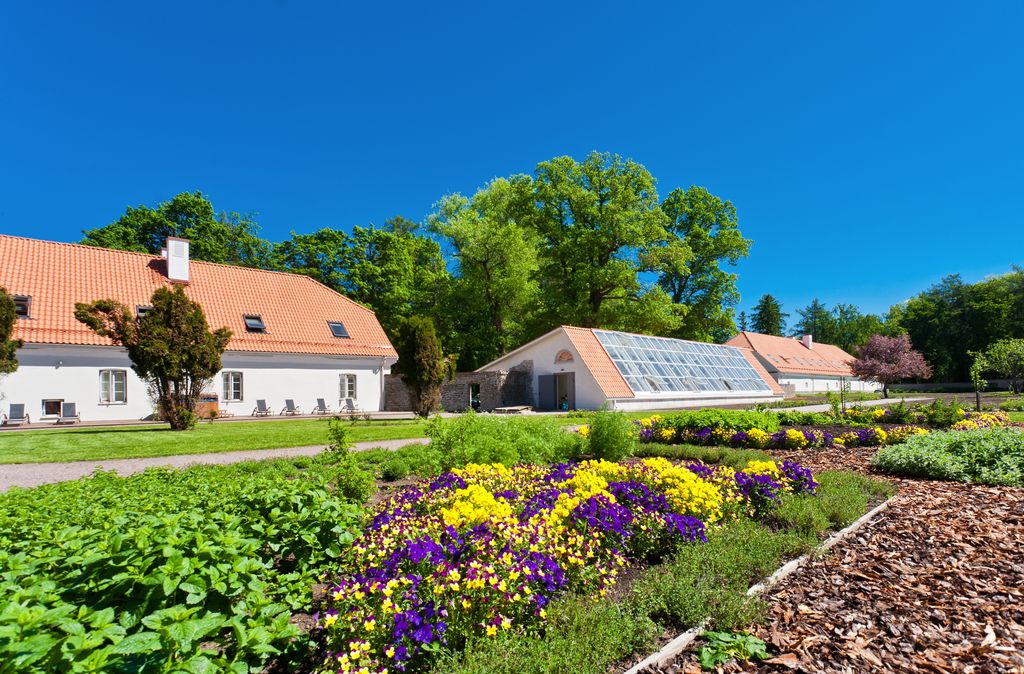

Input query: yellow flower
[486,625,498,637]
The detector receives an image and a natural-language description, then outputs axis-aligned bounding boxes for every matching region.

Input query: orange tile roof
[561,326,635,399]
[0,235,397,359]
[726,332,854,376]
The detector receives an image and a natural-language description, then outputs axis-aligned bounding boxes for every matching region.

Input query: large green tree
[82,192,273,267]
[975,338,1024,393]
[75,286,232,430]
[750,294,787,336]
[531,152,671,328]
[791,298,835,341]
[429,176,541,368]
[273,220,448,338]
[654,186,751,342]
[0,288,22,375]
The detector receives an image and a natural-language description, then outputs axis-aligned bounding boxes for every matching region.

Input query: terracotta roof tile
[561,326,635,399]
[0,235,397,359]
[726,331,854,377]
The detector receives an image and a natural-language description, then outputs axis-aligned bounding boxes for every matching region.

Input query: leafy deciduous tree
[975,338,1024,394]
[850,334,933,398]
[532,152,670,328]
[654,186,750,342]
[82,192,273,267]
[75,286,232,430]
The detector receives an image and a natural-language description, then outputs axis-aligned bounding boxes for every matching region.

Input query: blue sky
[2,1,1022,318]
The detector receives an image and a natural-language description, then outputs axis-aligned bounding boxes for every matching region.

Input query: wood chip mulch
[644,452,1024,674]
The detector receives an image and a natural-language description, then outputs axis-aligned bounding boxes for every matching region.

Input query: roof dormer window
[243,315,266,333]
[13,295,30,319]
[136,305,153,319]
[328,321,350,338]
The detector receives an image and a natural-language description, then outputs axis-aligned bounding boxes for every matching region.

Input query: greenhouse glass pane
[594,329,772,395]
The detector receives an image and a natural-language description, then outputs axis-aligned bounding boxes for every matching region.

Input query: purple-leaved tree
[851,334,933,398]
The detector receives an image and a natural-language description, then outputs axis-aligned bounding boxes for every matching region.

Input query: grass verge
[0,418,429,463]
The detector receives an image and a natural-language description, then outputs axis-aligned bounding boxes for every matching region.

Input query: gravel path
[0,438,429,491]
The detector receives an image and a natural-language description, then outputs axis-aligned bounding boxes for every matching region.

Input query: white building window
[340,374,357,401]
[99,370,127,404]
[223,371,244,401]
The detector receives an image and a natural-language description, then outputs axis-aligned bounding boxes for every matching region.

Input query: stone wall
[384,361,533,412]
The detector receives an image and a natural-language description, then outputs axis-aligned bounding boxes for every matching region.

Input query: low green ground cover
[873,427,1024,485]
[0,418,429,464]
[0,454,366,673]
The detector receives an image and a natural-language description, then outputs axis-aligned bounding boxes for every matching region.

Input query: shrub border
[622,494,898,674]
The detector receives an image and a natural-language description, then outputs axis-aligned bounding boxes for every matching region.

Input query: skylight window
[13,295,30,319]
[244,315,266,333]
[328,321,350,339]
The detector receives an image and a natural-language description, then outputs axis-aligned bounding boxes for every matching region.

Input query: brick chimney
[163,237,190,283]
[801,334,813,350]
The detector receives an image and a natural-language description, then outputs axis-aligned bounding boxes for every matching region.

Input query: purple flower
[781,460,817,493]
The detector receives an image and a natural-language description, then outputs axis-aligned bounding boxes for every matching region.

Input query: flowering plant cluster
[635,415,928,451]
[950,410,1009,431]
[315,457,815,674]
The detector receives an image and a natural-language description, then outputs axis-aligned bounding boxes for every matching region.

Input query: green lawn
[0,418,429,464]
[1009,411,1024,423]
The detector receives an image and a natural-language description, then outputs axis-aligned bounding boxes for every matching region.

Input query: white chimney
[801,334,813,350]
[166,237,190,283]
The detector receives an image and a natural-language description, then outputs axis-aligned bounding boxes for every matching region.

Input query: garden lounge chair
[343,398,360,412]
[57,402,80,424]
[2,403,29,426]
[252,399,271,417]
[312,398,331,415]
[280,399,300,416]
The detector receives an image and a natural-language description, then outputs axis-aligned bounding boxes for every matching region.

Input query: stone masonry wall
[384,361,533,412]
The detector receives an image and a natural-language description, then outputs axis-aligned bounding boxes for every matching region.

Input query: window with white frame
[99,370,127,404]
[340,374,357,401]
[223,371,244,401]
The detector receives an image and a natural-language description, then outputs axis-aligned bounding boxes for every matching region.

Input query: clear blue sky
[2,1,1022,318]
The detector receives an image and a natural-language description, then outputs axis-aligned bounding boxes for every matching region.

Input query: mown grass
[0,418,430,463]
[633,443,772,468]
[432,469,893,674]
[1009,411,1024,423]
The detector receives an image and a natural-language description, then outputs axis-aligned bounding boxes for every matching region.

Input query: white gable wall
[478,330,609,410]
[776,374,877,394]
[0,344,392,423]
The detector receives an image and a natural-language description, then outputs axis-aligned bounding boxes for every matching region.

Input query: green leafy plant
[697,631,770,669]
[873,428,1024,485]
[380,458,411,482]
[587,410,636,461]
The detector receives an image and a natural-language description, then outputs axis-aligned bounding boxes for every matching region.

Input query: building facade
[477,326,784,411]
[0,235,397,423]
[725,332,876,394]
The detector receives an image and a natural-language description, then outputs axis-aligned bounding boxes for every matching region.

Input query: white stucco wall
[776,374,877,394]
[479,331,608,410]
[0,344,393,423]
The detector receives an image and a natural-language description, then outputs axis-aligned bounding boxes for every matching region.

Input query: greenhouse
[477,326,784,411]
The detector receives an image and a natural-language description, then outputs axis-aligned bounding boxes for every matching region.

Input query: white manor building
[0,235,397,423]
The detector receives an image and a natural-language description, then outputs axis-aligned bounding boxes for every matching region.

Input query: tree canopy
[393,316,448,417]
[750,294,787,336]
[850,334,932,398]
[75,286,232,430]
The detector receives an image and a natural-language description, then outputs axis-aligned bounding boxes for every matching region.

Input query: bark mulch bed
[643,452,1024,674]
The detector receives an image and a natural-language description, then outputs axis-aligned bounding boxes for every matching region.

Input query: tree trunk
[882,383,889,399]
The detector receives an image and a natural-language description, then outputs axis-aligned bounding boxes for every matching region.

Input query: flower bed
[315,458,816,673]
[631,415,929,450]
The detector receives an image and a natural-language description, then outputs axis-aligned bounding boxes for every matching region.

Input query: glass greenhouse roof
[593,330,773,395]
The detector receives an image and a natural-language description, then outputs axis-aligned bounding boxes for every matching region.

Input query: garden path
[649,449,1024,673]
[0,437,429,491]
